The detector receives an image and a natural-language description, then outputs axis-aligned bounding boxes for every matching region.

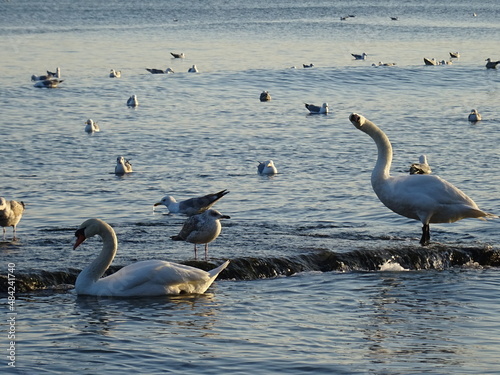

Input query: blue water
[1,0,500,373]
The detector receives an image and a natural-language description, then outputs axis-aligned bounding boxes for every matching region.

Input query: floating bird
[468,109,482,122]
[146,67,174,74]
[372,62,397,67]
[188,65,198,73]
[449,52,460,58]
[171,52,185,58]
[409,155,432,175]
[390,17,399,20]
[352,53,367,60]
[305,102,329,114]
[257,160,278,175]
[0,198,25,241]
[154,189,230,216]
[349,113,496,246]
[171,209,230,260]
[84,119,100,133]
[127,95,139,107]
[440,60,453,65]
[115,156,133,175]
[424,57,438,66]
[260,91,271,102]
[33,79,64,88]
[73,218,229,297]
[303,63,314,68]
[31,67,60,81]
[46,67,61,78]
[109,69,121,78]
[485,58,500,69]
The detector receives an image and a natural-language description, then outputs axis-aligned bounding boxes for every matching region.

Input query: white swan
[257,160,278,175]
[115,156,133,175]
[349,113,496,245]
[409,155,432,175]
[84,119,100,133]
[468,109,482,122]
[154,189,229,216]
[0,197,25,240]
[73,218,229,297]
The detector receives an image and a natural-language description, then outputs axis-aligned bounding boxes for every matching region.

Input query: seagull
[127,95,139,107]
[485,58,500,69]
[171,209,230,260]
[260,91,271,101]
[115,156,133,175]
[31,67,60,81]
[33,79,64,88]
[409,155,432,175]
[154,189,230,216]
[468,109,482,122]
[424,57,438,66]
[349,113,496,246]
[109,69,121,78]
[84,119,100,133]
[188,65,198,73]
[257,160,278,175]
[46,67,61,78]
[171,52,185,58]
[0,197,25,241]
[449,52,460,58]
[305,102,329,114]
[390,17,399,20]
[352,53,367,60]
[146,67,174,74]
[303,63,314,68]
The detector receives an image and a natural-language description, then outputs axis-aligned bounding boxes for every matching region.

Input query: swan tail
[208,260,230,279]
[477,212,498,221]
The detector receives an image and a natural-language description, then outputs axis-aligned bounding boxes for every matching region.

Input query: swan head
[349,113,367,129]
[154,195,176,207]
[74,218,108,249]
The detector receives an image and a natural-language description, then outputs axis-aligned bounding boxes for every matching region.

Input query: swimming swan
[73,218,230,297]
[349,113,496,245]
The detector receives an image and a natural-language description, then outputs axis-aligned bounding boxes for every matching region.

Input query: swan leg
[420,224,430,246]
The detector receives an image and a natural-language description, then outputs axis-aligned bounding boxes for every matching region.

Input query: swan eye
[75,227,86,237]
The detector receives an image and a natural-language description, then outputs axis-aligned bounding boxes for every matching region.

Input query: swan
[115,156,133,175]
[171,209,230,260]
[260,91,271,102]
[409,155,432,175]
[127,95,139,107]
[73,218,229,296]
[305,103,328,114]
[0,198,25,240]
[257,160,278,175]
[109,69,121,78]
[349,113,496,245]
[84,119,100,133]
[154,189,229,216]
[468,109,482,122]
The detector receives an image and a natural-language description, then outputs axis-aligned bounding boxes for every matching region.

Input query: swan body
[115,156,133,175]
[260,91,271,101]
[84,119,100,133]
[349,113,495,245]
[305,102,328,114]
[154,189,229,216]
[73,218,229,297]
[127,95,139,107]
[188,65,198,73]
[109,69,121,78]
[468,109,482,122]
[171,209,230,260]
[257,160,278,175]
[0,198,25,240]
[409,155,432,175]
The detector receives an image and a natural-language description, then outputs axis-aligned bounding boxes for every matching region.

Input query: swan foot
[420,224,430,246]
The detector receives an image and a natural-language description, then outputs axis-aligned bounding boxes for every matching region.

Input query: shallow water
[1,0,500,373]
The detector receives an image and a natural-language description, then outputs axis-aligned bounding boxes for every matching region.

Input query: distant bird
[188,65,198,73]
[171,209,230,260]
[31,67,60,81]
[372,62,396,67]
[0,197,25,241]
[115,156,133,175]
[33,79,64,88]
[257,160,278,175]
[423,57,438,66]
[409,155,432,175]
[449,52,460,58]
[46,67,61,78]
[352,53,367,60]
[154,189,230,216]
[303,63,314,68]
[390,17,399,20]
[84,119,100,133]
[440,60,453,65]
[468,109,482,122]
[485,58,500,69]
[127,95,139,107]
[349,112,496,246]
[171,52,185,58]
[146,67,174,74]
[109,69,121,78]
[305,102,329,114]
[260,91,271,102]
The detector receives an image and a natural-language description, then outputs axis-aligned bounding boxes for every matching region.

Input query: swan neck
[362,119,392,183]
[78,227,117,284]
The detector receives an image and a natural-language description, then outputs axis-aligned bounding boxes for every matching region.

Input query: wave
[1,245,498,294]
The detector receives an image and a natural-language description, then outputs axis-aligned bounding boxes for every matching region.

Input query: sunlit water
[1,0,500,373]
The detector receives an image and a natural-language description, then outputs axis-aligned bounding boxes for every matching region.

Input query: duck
[84,119,100,133]
[485,58,500,69]
[154,189,229,216]
[115,156,133,175]
[146,67,174,74]
[33,79,64,88]
[468,109,482,122]
[349,113,496,246]
[257,160,278,175]
[351,53,367,60]
[0,198,25,241]
[409,155,432,175]
[260,91,271,102]
[171,52,185,58]
[73,218,229,297]
[171,209,230,260]
[127,95,139,107]
[305,102,329,114]
[109,69,121,78]
[187,65,198,73]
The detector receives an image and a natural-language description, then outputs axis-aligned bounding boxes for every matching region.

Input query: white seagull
[409,155,432,175]
[31,67,60,81]
[171,52,185,58]
[257,160,278,175]
[154,189,229,216]
[0,198,25,241]
[171,209,230,260]
[305,102,329,114]
[127,95,139,107]
[352,53,367,60]
[84,119,100,133]
[468,109,482,122]
[73,218,229,297]
[115,156,133,175]
[349,113,496,246]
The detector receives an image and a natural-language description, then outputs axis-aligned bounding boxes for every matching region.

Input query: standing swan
[349,113,496,245]
[73,218,230,297]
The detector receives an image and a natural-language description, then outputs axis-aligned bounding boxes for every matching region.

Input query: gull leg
[204,243,209,261]
[194,244,198,260]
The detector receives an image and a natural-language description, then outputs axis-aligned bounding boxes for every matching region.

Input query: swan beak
[74,228,87,249]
